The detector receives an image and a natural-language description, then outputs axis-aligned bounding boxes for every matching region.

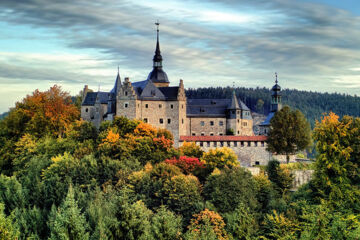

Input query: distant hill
[0,112,9,120]
[186,87,360,127]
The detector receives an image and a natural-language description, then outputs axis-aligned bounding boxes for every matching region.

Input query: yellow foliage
[201,147,239,169]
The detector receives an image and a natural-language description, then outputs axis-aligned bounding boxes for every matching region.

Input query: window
[167,119,171,124]
[219,121,223,126]
[159,118,163,124]
[192,132,196,136]
[234,142,237,147]
[210,121,214,126]
[255,161,260,165]
[243,122,248,127]
[207,142,210,147]
[214,142,217,147]
[182,119,184,124]
[237,119,240,123]
[248,142,251,147]
[210,133,214,136]
[237,110,240,114]
[85,108,88,112]
[143,118,148,123]
[201,132,205,136]
[241,141,244,147]
[145,104,149,108]
[227,141,230,147]
[200,121,205,126]
[220,142,224,147]
[159,104,162,108]
[138,104,140,107]
[124,103,128,108]
[261,141,265,147]
[219,133,223,136]
[237,131,240,134]
[171,104,174,109]
[200,142,203,147]
[182,104,184,109]
[254,142,258,147]
[125,91,128,96]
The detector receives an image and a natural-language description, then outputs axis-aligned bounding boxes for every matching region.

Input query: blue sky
[0,0,360,113]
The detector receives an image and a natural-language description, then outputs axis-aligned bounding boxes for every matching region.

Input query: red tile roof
[180,135,267,142]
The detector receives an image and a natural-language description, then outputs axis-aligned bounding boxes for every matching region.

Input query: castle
[81,24,290,166]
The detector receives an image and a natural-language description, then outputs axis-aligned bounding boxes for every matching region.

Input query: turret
[271,73,282,112]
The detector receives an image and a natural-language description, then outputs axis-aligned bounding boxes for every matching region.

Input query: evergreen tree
[48,185,90,240]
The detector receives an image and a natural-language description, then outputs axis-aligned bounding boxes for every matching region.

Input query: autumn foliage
[165,156,204,174]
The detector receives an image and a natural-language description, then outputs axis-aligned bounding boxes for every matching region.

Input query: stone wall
[291,170,314,191]
[188,117,227,136]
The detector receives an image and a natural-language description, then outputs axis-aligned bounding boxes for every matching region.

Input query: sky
[0,0,360,113]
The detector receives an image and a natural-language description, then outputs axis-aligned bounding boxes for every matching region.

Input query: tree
[256,99,264,114]
[179,142,204,158]
[267,106,311,163]
[151,206,182,240]
[0,203,19,239]
[185,209,229,240]
[203,167,258,213]
[201,147,239,169]
[165,156,204,175]
[224,204,257,240]
[266,160,294,195]
[48,185,90,240]
[312,113,360,209]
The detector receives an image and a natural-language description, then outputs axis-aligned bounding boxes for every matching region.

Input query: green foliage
[0,175,25,214]
[151,206,182,240]
[266,160,294,195]
[48,185,90,240]
[224,204,257,240]
[0,203,19,239]
[267,106,312,163]
[204,167,258,213]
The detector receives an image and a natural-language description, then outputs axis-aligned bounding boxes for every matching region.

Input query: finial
[275,72,278,84]
[155,20,160,32]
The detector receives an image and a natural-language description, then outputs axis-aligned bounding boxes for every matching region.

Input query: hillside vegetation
[187,87,360,127]
[0,85,359,239]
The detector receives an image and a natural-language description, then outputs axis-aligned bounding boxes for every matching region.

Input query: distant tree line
[186,87,360,127]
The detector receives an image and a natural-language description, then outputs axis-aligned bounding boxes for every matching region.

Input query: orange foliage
[133,122,157,137]
[17,85,79,136]
[188,209,229,240]
[153,135,173,150]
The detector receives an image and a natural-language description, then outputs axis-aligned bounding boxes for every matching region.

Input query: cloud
[1,0,360,112]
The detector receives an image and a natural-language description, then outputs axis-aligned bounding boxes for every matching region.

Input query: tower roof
[228,90,240,109]
[147,21,169,84]
[271,72,281,95]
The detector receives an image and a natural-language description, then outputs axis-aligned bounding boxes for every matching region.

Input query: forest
[186,86,360,127]
[0,85,360,239]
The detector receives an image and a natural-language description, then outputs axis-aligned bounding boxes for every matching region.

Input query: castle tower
[271,72,282,112]
[226,90,241,135]
[116,77,139,119]
[147,21,170,87]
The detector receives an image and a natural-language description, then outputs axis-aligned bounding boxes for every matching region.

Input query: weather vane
[275,72,278,84]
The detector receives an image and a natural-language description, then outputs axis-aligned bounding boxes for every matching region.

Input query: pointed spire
[229,89,240,109]
[153,20,163,68]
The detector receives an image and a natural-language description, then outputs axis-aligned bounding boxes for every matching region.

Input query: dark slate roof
[228,91,240,109]
[260,112,275,126]
[110,73,121,94]
[82,92,109,106]
[147,68,169,83]
[159,87,179,100]
[187,98,250,117]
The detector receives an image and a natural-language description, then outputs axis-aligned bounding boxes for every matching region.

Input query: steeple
[111,66,122,94]
[271,72,282,112]
[147,21,169,87]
